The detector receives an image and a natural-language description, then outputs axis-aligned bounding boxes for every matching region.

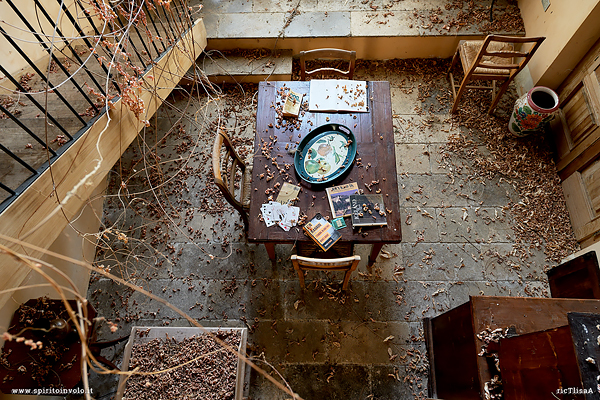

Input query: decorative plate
[294,123,357,185]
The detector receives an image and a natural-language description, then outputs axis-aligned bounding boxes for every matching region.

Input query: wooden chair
[291,254,360,290]
[448,35,545,114]
[299,48,356,81]
[212,128,252,230]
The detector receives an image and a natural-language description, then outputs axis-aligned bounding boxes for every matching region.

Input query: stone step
[196,0,524,59]
[197,49,293,84]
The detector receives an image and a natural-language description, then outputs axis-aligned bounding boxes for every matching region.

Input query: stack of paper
[261,201,300,231]
[308,80,368,112]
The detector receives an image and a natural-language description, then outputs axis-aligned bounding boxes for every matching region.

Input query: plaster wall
[207,36,470,60]
[518,0,600,89]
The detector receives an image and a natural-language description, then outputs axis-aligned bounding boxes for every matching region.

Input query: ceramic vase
[509,86,559,137]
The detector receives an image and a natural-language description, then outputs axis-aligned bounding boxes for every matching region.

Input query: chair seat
[448,34,545,114]
[241,164,252,209]
[459,40,513,76]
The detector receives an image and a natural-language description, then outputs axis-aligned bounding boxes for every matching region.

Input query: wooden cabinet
[552,37,600,248]
[546,250,600,299]
[499,312,600,400]
[423,296,600,399]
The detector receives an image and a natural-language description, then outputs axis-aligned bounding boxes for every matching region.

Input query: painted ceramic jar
[509,86,559,137]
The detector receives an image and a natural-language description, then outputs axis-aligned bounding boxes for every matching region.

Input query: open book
[308,80,368,113]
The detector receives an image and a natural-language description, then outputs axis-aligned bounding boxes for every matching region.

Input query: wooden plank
[500,326,583,400]
[549,110,573,159]
[426,302,480,400]
[575,215,600,243]
[422,318,438,399]
[558,37,600,104]
[248,81,401,247]
[547,250,600,299]
[470,296,600,397]
[561,172,595,232]
[557,134,600,179]
[568,312,600,399]
[584,67,600,123]
[0,19,207,309]
[582,157,600,215]
[564,90,595,146]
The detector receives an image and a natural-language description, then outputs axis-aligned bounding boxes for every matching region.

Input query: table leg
[265,243,275,260]
[368,243,384,267]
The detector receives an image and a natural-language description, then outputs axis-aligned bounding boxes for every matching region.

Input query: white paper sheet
[308,80,368,113]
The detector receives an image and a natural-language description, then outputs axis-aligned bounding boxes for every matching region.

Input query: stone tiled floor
[195,0,523,40]
[86,56,556,400]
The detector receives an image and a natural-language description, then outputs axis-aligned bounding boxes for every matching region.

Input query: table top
[248,80,401,245]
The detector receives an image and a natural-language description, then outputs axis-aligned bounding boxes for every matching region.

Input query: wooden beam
[0,19,207,309]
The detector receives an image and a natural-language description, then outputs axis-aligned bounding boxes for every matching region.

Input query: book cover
[326,182,359,218]
[276,182,301,205]
[303,213,342,252]
[283,90,303,117]
[350,194,388,227]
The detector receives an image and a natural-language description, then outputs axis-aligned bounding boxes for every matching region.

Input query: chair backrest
[464,35,545,80]
[299,48,356,81]
[212,128,247,211]
[291,254,361,270]
[291,254,360,290]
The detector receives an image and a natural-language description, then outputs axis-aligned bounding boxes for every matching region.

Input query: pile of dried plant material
[123,330,241,400]
[444,88,579,263]
[0,297,77,387]
[412,0,524,34]
[355,57,578,263]
[477,327,511,400]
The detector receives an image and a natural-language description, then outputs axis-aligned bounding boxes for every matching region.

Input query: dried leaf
[383,335,394,342]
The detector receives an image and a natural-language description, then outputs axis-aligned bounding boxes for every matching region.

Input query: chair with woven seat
[212,128,252,230]
[299,48,356,81]
[291,254,360,290]
[448,35,545,114]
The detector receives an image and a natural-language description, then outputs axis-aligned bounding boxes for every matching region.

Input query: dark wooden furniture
[291,254,361,290]
[213,128,253,230]
[448,35,545,114]
[299,48,356,81]
[547,250,600,299]
[249,81,401,266]
[498,312,600,400]
[423,296,600,400]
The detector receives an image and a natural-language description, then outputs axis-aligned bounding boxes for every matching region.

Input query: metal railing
[0,0,194,212]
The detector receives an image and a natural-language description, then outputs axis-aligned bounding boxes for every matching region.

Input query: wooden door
[552,37,600,248]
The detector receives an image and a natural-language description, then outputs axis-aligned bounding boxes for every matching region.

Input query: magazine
[303,213,342,251]
[349,194,388,227]
[326,182,359,218]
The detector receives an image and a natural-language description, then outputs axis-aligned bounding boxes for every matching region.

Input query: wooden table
[249,81,401,265]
